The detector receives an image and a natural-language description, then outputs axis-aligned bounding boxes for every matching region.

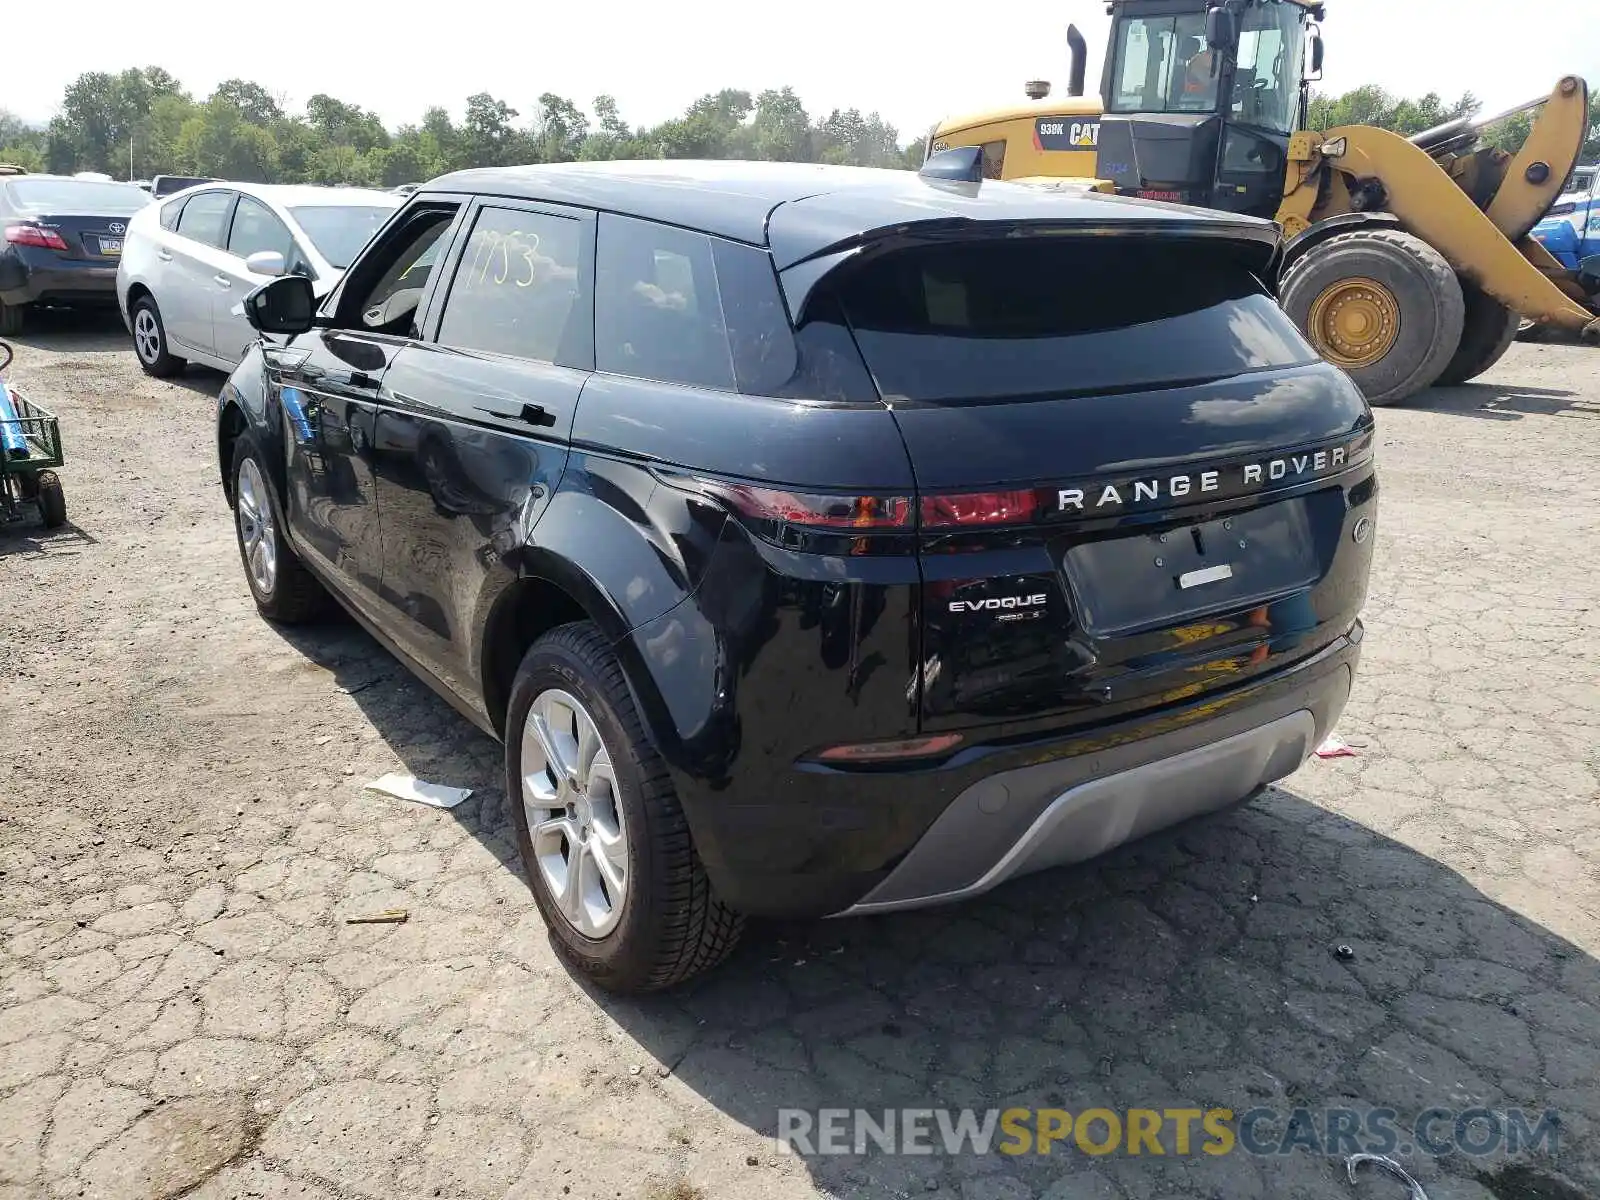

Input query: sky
[4,0,1598,141]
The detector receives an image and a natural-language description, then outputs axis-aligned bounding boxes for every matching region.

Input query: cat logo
[1034,118,1100,151]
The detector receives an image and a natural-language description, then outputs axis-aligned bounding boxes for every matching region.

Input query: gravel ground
[0,313,1597,1200]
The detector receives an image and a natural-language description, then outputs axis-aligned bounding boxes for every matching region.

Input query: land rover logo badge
[1353,517,1373,544]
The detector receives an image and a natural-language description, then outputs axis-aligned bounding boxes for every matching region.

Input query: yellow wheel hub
[1307,277,1400,369]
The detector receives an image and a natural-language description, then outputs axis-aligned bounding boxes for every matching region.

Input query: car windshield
[289,205,396,269]
[6,179,149,214]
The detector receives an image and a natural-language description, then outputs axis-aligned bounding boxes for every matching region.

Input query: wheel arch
[1281,212,1402,274]
[477,553,685,772]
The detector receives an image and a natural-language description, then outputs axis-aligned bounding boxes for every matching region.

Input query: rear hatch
[3,178,149,260]
[822,231,1376,737]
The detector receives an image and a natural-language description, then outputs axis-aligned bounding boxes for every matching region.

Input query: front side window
[1230,4,1304,132]
[227,196,294,263]
[344,207,458,335]
[436,206,585,362]
[1109,14,1215,113]
[595,214,733,391]
[173,190,234,249]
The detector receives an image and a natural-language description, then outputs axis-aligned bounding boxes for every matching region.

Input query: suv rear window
[838,238,1314,404]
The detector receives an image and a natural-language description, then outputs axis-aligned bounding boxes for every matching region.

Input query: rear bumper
[0,252,120,307]
[691,627,1358,919]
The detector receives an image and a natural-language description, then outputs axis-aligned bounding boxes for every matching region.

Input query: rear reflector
[814,733,964,764]
[703,480,913,530]
[4,224,69,251]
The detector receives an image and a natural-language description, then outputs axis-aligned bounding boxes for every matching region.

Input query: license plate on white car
[97,237,123,255]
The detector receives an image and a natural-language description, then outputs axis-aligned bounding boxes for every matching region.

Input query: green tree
[533,94,589,163]
[654,89,753,158]
[50,67,187,175]
[458,93,524,168]
[212,79,284,126]
[749,87,811,161]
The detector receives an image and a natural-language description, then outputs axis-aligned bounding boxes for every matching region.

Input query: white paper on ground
[364,773,472,809]
[1314,734,1357,759]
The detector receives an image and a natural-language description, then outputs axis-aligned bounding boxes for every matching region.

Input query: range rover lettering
[216,154,1376,992]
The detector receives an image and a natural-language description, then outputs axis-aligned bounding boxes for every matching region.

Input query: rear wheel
[1435,282,1520,385]
[131,296,185,378]
[34,471,65,529]
[506,622,743,992]
[0,300,23,336]
[1281,229,1465,406]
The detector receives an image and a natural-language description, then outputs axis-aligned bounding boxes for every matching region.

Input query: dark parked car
[150,174,218,199]
[216,156,1377,992]
[0,174,150,334]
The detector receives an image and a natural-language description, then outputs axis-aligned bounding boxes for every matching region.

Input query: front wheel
[506,622,743,993]
[131,296,185,378]
[1281,229,1465,406]
[230,434,326,623]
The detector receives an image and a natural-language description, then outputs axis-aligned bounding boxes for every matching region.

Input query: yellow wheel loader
[926,0,1600,405]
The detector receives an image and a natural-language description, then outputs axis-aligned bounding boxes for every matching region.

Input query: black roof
[424,159,1278,270]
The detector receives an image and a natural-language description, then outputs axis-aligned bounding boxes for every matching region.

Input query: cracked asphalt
[1,315,1597,1200]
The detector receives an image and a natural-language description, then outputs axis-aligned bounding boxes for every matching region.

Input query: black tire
[230,434,327,623]
[1435,282,1520,385]
[130,295,185,378]
[0,300,23,337]
[34,471,66,529]
[1281,229,1466,406]
[506,622,743,993]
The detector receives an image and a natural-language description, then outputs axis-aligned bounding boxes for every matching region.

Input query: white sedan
[117,182,400,375]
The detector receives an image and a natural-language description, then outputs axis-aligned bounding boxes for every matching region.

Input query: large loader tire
[1434,282,1520,385]
[1281,229,1466,406]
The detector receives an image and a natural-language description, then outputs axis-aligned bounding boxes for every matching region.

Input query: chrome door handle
[214,274,232,287]
[156,250,173,261]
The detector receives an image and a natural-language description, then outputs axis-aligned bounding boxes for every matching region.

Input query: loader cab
[1095,0,1321,217]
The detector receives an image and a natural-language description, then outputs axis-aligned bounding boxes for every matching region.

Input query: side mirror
[1205,5,1238,50]
[243,274,316,336]
[245,250,285,278]
[1309,32,1325,79]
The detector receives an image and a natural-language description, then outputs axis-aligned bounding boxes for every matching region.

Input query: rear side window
[596,214,878,402]
[174,191,234,249]
[596,215,734,390]
[838,238,1314,404]
[437,206,586,362]
[159,197,186,231]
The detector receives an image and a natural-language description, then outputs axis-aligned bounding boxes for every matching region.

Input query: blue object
[0,377,28,460]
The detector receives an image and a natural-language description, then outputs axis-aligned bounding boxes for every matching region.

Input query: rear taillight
[920,489,1041,528]
[702,480,913,530]
[4,224,70,251]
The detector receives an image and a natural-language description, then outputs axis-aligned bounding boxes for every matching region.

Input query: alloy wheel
[133,307,161,365]
[521,688,629,937]
[236,457,278,595]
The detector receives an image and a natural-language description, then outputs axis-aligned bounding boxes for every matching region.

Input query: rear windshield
[837,238,1314,403]
[289,204,395,269]
[6,179,149,215]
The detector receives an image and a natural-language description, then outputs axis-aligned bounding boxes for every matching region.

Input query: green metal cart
[0,340,66,529]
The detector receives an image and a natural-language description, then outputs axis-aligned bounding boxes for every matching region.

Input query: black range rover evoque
[218,152,1376,992]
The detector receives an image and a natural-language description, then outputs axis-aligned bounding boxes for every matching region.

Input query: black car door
[267,200,468,619]
[369,199,594,712]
